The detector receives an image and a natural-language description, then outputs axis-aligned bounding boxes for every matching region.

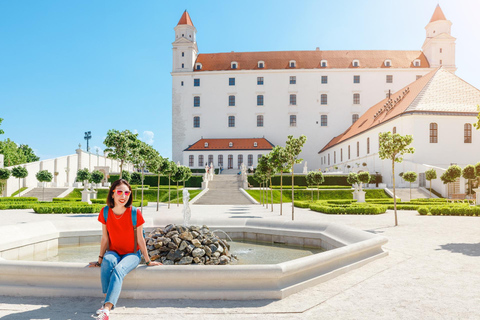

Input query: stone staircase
[22,188,68,202]
[390,187,432,201]
[194,175,252,205]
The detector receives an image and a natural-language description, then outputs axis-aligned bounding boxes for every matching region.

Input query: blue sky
[1,0,479,161]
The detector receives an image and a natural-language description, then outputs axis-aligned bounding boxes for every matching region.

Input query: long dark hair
[107,179,133,208]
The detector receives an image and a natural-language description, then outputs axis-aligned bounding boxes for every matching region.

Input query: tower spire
[177,10,194,27]
[429,4,446,23]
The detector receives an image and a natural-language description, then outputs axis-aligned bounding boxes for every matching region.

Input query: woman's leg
[100,251,120,295]
[104,251,141,308]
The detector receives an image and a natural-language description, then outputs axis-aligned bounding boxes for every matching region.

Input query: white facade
[171,7,456,172]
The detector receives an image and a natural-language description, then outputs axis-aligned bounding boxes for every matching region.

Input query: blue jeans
[101,250,141,307]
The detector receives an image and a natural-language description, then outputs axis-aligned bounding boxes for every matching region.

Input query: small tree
[357,171,371,190]
[347,172,358,187]
[121,170,131,183]
[103,129,138,179]
[440,165,462,197]
[425,169,437,198]
[76,168,91,188]
[285,135,307,220]
[378,132,415,226]
[36,170,52,201]
[462,165,476,198]
[131,172,143,199]
[164,161,178,209]
[0,168,11,196]
[270,146,290,215]
[171,165,190,206]
[402,171,418,200]
[306,171,324,200]
[11,166,28,197]
[90,170,104,188]
[258,154,276,211]
[147,155,168,211]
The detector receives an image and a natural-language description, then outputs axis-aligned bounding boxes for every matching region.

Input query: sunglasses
[114,190,131,196]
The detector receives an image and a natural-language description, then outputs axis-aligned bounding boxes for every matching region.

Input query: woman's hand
[146,261,162,266]
[88,261,101,268]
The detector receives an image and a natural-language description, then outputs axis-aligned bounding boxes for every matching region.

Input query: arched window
[188,155,194,167]
[257,115,264,127]
[208,155,214,166]
[340,148,343,162]
[228,95,235,106]
[193,116,200,128]
[352,114,359,124]
[348,145,351,160]
[353,93,360,104]
[228,116,235,127]
[218,155,224,167]
[465,123,472,143]
[248,154,253,166]
[367,137,370,154]
[238,155,243,169]
[430,123,438,143]
[198,155,204,167]
[357,141,360,157]
[228,155,233,169]
[194,96,200,107]
[393,127,396,134]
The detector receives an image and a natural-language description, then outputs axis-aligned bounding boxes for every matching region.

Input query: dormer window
[384,60,392,67]
[195,63,202,70]
[258,61,265,68]
[352,60,359,67]
[204,142,209,148]
[231,61,238,69]
[289,60,296,68]
[321,60,328,67]
[229,142,233,147]
[413,59,421,67]
[254,142,258,147]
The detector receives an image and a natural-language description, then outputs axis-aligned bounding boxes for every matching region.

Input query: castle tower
[172,10,198,73]
[422,5,456,72]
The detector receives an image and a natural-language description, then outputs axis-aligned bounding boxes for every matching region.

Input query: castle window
[194,96,200,107]
[195,63,202,70]
[248,154,253,166]
[194,79,200,86]
[440,59,443,65]
[348,145,351,159]
[334,151,336,164]
[182,52,184,57]
[340,148,343,162]
[393,127,396,134]
[253,142,258,147]
[321,60,327,67]
[352,60,359,67]
[321,94,328,105]
[189,155,194,167]
[181,81,184,86]
[229,142,233,147]
[352,114,359,124]
[357,141,360,157]
[367,138,370,154]
[257,115,264,127]
[353,75,360,84]
[257,154,262,162]
[218,155,223,167]
[465,123,472,143]
[231,61,238,69]
[257,77,264,85]
[430,123,438,143]
[228,155,233,169]
[321,115,328,126]
[321,76,328,84]
[257,95,264,106]
[328,154,330,165]
[290,94,297,105]
[258,61,265,68]
[238,155,243,169]
[353,93,360,104]
[414,59,421,67]
[290,115,297,127]
[386,75,393,83]
[290,76,296,84]
[228,116,235,127]
[198,155,204,167]
[229,78,235,86]
[440,48,443,53]
[228,95,235,106]
[182,63,184,68]
[204,142,209,148]
[289,60,296,68]
[193,116,200,128]
[384,60,392,67]
[208,155,213,166]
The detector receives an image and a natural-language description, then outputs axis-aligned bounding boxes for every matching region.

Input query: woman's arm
[137,225,162,266]
[89,224,109,267]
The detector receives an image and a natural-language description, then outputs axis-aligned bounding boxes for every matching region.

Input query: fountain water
[182,189,191,226]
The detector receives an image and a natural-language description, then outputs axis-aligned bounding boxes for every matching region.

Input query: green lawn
[246,189,390,203]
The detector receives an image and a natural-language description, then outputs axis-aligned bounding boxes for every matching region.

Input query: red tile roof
[319,68,440,153]
[430,5,447,23]
[194,50,429,71]
[185,138,274,151]
[177,10,194,27]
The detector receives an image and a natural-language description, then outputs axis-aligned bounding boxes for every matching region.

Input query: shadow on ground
[437,242,480,256]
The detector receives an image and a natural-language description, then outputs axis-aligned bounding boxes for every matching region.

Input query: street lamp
[84,131,92,152]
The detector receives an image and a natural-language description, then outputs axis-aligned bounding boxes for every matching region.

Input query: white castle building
[171,6,479,192]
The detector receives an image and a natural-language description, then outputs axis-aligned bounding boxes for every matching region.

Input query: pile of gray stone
[145,224,237,265]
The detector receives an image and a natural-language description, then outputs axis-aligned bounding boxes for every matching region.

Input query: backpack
[103,206,146,254]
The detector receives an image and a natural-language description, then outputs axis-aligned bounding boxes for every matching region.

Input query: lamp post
[84,131,92,152]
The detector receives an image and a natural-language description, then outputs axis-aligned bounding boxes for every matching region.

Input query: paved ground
[1,202,480,320]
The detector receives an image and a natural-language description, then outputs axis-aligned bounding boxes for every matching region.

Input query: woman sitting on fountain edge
[89,179,161,320]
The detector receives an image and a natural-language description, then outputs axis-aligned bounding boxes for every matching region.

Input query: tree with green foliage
[306,171,324,200]
[440,165,462,198]
[129,142,159,212]
[462,165,476,198]
[269,146,290,215]
[285,135,307,220]
[18,144,39,163]
[258,154,276,211]
[378,132,415,226]
[90,170,104,185]
[103,129,138,179]
[164,161,178,209]
[76,168,91,188]
[402,171,418,200]
[171,165,192,206]
[347,172,358,186]
[120,170,131,183]
[11,166,28,197]
[36,170,53,201]
[147,155,168,211]
[357,172,371,190]
[0,118,4,135]
[0,168,11,196]
[425,169,437,198]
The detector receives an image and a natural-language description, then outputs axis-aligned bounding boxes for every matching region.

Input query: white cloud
[142,131,154,145]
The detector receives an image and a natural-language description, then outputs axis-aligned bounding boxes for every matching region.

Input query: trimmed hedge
[309,203,387,215]
[0,197,38,202]
[33,204,104,214]
[418,205,480,216]
[248,174,350,187]
[109,174,202,188]
[53,198,81,202]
